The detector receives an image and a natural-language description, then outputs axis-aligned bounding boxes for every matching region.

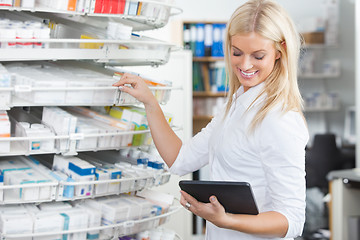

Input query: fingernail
[118,86,123,90]
[210,196,216,202]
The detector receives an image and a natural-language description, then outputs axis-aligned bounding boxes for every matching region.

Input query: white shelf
[0,205,181,239]
[0,172,171,204]
[0,85,180,109]
[305,106,340,112]
[0,38,175,65]
[298,72,341,79]
[0,0,183,31]
[0,126,182,156]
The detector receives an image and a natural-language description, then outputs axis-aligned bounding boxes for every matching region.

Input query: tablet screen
[179,180,259,215]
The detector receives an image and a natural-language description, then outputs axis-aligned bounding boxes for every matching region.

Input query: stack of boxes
[52,155,96,197]
[42,107,77,152]
[0,156,57,202]
[15,122,55,153]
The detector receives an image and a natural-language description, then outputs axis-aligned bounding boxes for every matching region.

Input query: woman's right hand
[113,72,182,167]
[112,73,157,107]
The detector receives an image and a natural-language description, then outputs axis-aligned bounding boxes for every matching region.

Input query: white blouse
[170,82,309,240]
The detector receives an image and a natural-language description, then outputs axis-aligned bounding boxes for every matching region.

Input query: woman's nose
[239,56,253,71]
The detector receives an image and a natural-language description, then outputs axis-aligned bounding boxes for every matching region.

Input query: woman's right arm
[112,73,182,168]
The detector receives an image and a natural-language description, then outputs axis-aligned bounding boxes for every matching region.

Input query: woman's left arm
[180,191,289,237]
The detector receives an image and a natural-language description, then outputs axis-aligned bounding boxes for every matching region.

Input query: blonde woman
[113,0,308,239]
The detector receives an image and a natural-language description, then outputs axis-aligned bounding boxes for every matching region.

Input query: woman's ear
[276,41,286,60]
[276,50,281,60]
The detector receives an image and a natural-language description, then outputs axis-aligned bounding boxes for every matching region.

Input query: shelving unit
[298,44,341,119]
[0,1,184,239]
[182,21,227,136]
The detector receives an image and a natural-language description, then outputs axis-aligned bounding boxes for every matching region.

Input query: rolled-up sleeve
[258,110,309,238]
[170,110,222,176]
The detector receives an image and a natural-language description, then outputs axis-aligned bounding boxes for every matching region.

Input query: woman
[113,0,308,239]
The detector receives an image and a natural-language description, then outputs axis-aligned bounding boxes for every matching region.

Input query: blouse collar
[232,82,266,110]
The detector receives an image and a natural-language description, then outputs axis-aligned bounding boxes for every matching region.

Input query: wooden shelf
[193,115,214,121]
[193,92,227,97]
[302,44,338,49]
[193,57,224,62]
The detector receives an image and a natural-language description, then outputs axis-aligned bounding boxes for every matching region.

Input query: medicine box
[0,111,10,153]
[74,204,102,240]
[93,79,117,105]
[0,173,3,202]
[98,198,130,236]
[58,209,88,240]
[66,79,95,104]
[33,212,64,240]
[0,212,33,238]
[42,107,77,152]
[75,118,99,150]
[15,121,55,153]
[38,201,72,212]
[94,168,109,195]
[0,64,11,109]
[94,165,122,195]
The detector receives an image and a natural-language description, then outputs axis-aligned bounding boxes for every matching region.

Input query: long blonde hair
[224,0,304,131]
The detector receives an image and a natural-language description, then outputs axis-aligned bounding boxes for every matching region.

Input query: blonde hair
[224,0,304,131]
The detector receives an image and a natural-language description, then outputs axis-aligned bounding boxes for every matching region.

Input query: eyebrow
[232,46,267,54]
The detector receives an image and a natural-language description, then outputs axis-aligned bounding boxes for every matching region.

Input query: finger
[180,190,198,205]
[179,194,187,207]
[209,195,223,210]
[112,73,140,86]
[179,194,192,211]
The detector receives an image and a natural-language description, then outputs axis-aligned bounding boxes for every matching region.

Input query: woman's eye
[255,56,264,60]
[233,51,242,56]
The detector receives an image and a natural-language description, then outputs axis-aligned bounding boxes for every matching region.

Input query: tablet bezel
[179,180,259,215]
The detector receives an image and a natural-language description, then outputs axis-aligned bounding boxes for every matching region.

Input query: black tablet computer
[179,180,259,215]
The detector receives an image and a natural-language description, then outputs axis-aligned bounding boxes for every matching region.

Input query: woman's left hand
[180,190,229,228]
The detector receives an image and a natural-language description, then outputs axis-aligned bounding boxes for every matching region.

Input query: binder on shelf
[209,61,227,92]
[183,22,226,57]
[212,23,225,57]
[183,23,191,50]
[204,24,213,57]
[190,23,197,56]
[195,23,205,57]
[192,62,204,92]
[201,63,211,92]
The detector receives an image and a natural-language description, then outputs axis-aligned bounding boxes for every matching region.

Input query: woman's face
[230,32,280,92]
